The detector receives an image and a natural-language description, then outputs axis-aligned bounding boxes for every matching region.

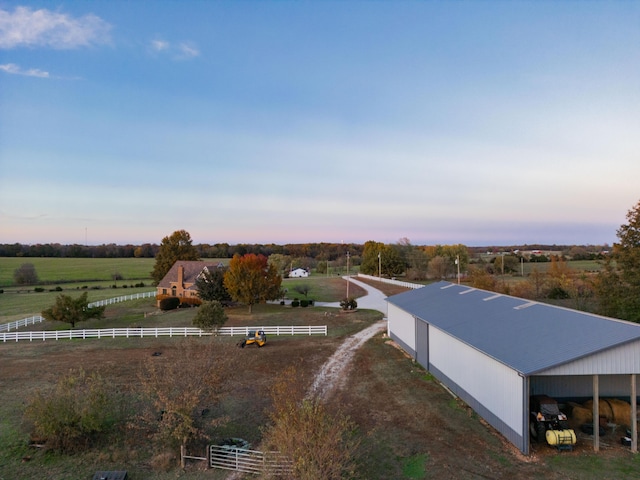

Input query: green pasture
[0,286,156,324]
[0,257,155,287]
[282,276,363,302]
[481,259,604,277]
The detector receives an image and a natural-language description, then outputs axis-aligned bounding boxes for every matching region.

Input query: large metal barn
[386,281,640,454]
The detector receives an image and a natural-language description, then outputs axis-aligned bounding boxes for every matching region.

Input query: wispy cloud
[149,38,200,60]
[0,6,111,49]
[151,39,169,52]
[177,42,199,59]
[0,63,49,77]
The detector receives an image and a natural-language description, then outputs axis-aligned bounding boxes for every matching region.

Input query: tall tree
[14,262,39,285]
[360,241,385,276]
[195,267,231,304]
[268,253,292,275]
[151,230,199,284]
[596,199,640,321]
[41,292,106,328]
[360,241,405,277]
[223,253,282,313]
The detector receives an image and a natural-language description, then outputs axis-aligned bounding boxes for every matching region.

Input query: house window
[162,288,167,295]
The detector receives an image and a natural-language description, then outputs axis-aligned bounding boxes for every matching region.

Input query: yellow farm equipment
[239,330,266,348]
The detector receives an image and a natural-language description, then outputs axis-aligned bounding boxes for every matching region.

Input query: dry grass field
[1,278,640,479]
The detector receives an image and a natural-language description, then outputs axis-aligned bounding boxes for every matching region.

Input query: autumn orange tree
[223,253,282,313]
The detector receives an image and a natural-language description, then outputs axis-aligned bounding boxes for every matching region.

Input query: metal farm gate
[209,445,292,476]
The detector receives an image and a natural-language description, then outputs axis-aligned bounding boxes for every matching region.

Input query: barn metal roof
[387,281,640,375]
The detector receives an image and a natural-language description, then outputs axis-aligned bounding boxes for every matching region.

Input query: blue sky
[1,1,638,247]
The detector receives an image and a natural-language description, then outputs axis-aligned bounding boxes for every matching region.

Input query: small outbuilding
[289,268,309,278]
[387,281,640,454]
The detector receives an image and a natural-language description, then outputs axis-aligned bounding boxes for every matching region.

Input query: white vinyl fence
[0,291,157,332]
[357,273,425,290]
[0,315,45,332]
[1,325,327,343]
[87,291,156,307]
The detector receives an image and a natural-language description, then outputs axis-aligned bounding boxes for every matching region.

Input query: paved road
[316,276,388,315]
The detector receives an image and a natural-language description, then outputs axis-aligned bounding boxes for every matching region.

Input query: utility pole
[378,251,381,279]
[456,255,460,285]
[346,251,350,298]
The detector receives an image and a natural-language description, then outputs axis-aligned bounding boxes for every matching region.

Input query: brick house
[156,260,223,306]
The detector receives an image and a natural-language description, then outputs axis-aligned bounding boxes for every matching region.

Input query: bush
[548,286,570,299]
[300,299,309,308]
[291,299,300,308]
[0,289,4,294]
[34,287,45,293]
[192,300,227,330]
[135,282,146,288]
[159,297,180,311]
[55,286,62,291]
[24,368,126,452]
[340,297,358,310]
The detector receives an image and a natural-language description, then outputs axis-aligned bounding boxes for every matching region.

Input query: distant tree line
[0,241,364,260]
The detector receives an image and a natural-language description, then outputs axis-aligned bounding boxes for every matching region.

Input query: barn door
[415,319,429,370]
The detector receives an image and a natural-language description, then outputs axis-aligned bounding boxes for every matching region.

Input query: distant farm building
[289,268,309,278]
[386,281,640,454]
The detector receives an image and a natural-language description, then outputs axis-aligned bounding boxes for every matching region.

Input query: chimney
[177,264,184,287]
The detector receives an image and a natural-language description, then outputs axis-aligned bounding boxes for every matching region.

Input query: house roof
[387,281,640,375]
[157,260,222,289]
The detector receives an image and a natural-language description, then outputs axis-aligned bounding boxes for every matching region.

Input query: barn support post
[631,374,637,453]
[523,375,530,455]
[593,375,600,452]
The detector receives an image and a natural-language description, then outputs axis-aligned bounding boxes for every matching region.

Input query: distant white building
[289,268,309,278]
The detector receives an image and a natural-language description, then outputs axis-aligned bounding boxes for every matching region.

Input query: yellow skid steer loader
[239,330,266,348]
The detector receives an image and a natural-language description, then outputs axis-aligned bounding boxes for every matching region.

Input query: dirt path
[226,281,387,479]
[307,319,387,401]
[309,278,388,401]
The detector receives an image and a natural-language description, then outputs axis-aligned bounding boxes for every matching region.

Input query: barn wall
[416,319,429,368]
[388,303,416,357]
[536,340,640,376]
[428,326,526,452]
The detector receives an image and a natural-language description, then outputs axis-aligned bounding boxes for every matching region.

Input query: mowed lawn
[0,257,156,287]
